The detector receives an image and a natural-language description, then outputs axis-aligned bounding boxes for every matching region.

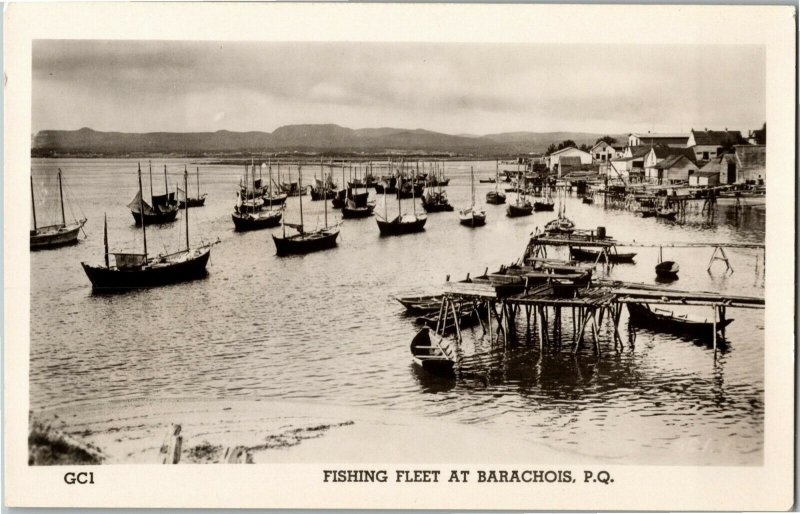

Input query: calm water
[30,158,765,464]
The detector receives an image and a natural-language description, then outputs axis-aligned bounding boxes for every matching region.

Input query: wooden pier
[438,275,764,357]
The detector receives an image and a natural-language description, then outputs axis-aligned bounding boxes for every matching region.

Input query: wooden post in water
[103,213,109,268]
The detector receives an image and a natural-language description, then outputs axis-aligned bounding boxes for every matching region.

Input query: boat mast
[322,158,328,228]
[411,161,417,216]
[196,166,200,199]
[471,166,475,209]
[397,161,402,216]
[495,160,499,193]
[103,212,109,268]
[268,158,273,209]
[58,169,66,226]
[149,161,154,204]
[164,164,168,196]
[30,176,37,232]
[138,164,148,259]
[250,162,256,214]
[298,165,304,233]
[184,166,190,251]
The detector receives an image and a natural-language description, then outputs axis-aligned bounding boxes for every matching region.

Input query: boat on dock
[410,327,456,376]
[129,163,179,226]
[570,247,637,263]
[273,165,341,255]
[30,169,87,250]
[458,166,486,227]
[82,165,217,290]
[177,166,207,208]
[626,303,733,339]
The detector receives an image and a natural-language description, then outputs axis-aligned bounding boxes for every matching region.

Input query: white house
[688,171,720,187]
[547,147,592,172]
[628,133,690,148]
[686,129,744,162]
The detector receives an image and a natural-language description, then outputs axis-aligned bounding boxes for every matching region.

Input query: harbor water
[30,158,766,464]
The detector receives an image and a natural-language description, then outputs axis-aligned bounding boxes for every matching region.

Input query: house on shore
[699,144,765,185]
[590,141,625,163]
[628,132,690,148]
[689,171,721,187]
[547,147,592,175]
[687,129,744,162]
[557,156,584,176]
[652,154,700,184]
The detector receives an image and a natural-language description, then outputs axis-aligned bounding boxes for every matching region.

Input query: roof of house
[691,129,744,146]
[734,144,766,170]
[630,132,688,138]
[549,146,590,157]
[700,153,736,173]
[559,156,583,167]
[591,141,611,151]
[654,154,694,170]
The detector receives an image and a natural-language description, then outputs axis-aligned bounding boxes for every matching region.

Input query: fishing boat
[533,184,555,211]
[395,294,443,314]
[232,162,283,231]
[421,162,453,212]
[273,165,340,255]
[656,207,678,220]
[375,174,427,235]
[485,161,507,205]
[82,165,217,290]
[544,217,575,235]
[177,166,207,208]
[569,247,637,263]
[410,327,456,376]
[626,303,733,338]
[655,260,680,278]
[129,163,179,226]
[341,198,376,218]
[459,166,487,227]
[310,161,337,201]
[30,169,88,250]
[582,194,594,205]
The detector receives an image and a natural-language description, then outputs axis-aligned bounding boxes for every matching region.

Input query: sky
[32,40,765,136]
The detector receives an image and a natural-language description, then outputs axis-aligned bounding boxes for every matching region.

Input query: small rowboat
[570,247,637,263]
[479,177,496,183]
[627,303,733,339]
[410,327,456,376]
[395,294,442,314]
[655,260,679,278]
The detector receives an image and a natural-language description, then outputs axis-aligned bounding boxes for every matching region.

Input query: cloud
[32,41,765,134]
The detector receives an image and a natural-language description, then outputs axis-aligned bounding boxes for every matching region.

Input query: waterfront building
[687,129,744,162]
[627,132,689,148]
[546,147,592,173]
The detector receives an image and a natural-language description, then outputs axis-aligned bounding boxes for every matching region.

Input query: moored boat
[30,169,87,250]
[486,161,507,205]
[410,327,456,377]
[129,163,179,226]
[458,166,486,227]
[655,260,679,278]
[570,247,637,263]
[177,166,207,208]
[626,303,733,339]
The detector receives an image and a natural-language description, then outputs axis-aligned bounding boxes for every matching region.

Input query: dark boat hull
[570,247,637,263]
[376,216,427,235]
[232,211,282,231]
[506,203,533,217]
[341,204,375,218]
[655,261,679,278]
[582,197,594,204]
[30,219,86,250]
[262,194,288,206]
[422,202,454,212]
[533,201,555,211]
[410,327,455,377]
[272,229,339,255]
[131,208,179,226]
[485,192,506,205]
[396,295,442,314]
[179,197,206,209]
[459,212,486,227]
[627,303,733,338]
[81,248,211,291]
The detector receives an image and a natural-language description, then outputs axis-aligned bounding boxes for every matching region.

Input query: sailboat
[30,169,87,249]
[458,166,487,227]
[485,160,506,205]
[82,164,217,290]
[533,182,555,211]
[341,163,376,218]
[177,166,207,208]
[232,162,283,231]
[129,163,179,225]
[272,165,341,255]
[375,173,427,235]
[310,160,337,201]
[506,171,533,217]
[421,161,453,212]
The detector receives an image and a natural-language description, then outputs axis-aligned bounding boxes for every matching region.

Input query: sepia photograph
[5,2,795,510]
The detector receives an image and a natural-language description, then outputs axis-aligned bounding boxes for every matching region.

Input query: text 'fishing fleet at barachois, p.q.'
[323,469,614,484]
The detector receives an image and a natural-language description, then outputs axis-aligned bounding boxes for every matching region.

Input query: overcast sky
[32,40,765,135]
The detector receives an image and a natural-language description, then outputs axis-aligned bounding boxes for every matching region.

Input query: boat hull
[272,229,339,255]
[341,204,375,218]
[131,208,179,226]
[410,327,455,377]
[533,201,555,212]
[178,196,206,209]
[627,303,733,339]
[81,248,211,291]
[459,211,486,227]
[506,203,533,217]
[376,216,427,235]
[232,211,282,231]
[485,192,506,205]
[30,219,86,250]
[570,247,637,263]
[655,261,679,278]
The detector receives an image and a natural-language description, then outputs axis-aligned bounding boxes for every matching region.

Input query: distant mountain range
[32,125,625,157]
